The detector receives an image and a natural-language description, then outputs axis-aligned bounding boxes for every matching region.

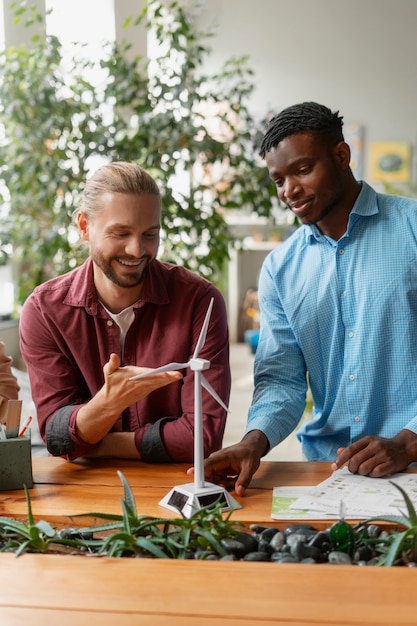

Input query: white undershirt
[101,303,136,355]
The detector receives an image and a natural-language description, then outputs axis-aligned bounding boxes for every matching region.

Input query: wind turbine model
[129,297,241,518]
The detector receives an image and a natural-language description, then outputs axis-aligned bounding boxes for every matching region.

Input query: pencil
[18,415,33,437]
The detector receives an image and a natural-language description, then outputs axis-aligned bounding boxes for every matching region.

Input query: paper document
[286,467,417,519]
[271,486,339,520]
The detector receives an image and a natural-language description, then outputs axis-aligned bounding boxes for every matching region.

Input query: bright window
[45,0,115,69]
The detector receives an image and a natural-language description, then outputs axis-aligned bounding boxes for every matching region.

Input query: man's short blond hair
[78,162,161,218]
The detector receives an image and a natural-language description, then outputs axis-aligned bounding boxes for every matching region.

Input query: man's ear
[334,141,351,169]
[77,212,89,241]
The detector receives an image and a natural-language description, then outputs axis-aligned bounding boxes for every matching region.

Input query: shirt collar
[304,181,379,244]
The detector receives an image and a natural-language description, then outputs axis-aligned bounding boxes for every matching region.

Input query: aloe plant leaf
[0,517,31,537]
[99,531,135,556]
[28,526,41,541]
[135,536,169,558]
[120,499,132,533]
[35,520,56,538]
[361,514,411,528]
[380,530,408,566]
[73,512,124,522]
[24,484,35,526]
[195,528,226,555]
[15,540,32,557]
[76,521,123,533]
[389,481,417,526]
[117,471,137,518]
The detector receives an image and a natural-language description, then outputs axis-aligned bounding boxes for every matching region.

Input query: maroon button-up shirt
[19,258,230,462]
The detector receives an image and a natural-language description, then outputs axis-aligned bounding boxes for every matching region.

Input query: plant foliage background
[0,0,276,304]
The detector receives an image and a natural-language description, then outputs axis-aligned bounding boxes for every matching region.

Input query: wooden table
[1,457,416,625]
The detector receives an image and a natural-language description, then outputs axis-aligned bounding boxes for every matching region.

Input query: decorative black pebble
[243,551,271,561]
[186,522,402,566]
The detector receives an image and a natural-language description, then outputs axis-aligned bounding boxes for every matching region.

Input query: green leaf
[135,536,169,558]
[361,514,411,528]
[35,520,56,538]
[380,530,409,566]
[389,481,417,526]
[24,484,35,526]
[117,470,137,518]
[195,528,226,555]
[0,517,31,538]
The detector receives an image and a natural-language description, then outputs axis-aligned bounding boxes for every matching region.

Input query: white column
[2,0,46,48]
[113,0,148,59]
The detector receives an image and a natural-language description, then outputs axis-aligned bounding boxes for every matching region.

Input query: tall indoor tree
[0,0,275,304]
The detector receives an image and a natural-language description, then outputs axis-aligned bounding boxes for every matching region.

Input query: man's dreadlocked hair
[259,102,344,159]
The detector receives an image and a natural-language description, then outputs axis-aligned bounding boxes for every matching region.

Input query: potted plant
[1,472,415,566]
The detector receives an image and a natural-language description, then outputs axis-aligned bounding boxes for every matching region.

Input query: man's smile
[117,258,144,267]
[288,198,313,217]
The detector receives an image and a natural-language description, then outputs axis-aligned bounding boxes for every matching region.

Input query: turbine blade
[193,297,214,359]
[129,362,189,380]
[201,374,230,413]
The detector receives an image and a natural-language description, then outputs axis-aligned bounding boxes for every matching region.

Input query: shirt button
[339,249,345,254]
[349,374,355,380]
[107,320,113,327]
[354,416,361,422]
[349,332,354,338]
[343,290,347,297]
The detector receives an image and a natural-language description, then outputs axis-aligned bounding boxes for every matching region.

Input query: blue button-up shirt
[247,182,417,461]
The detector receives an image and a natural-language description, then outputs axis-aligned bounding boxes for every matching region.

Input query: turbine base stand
[159,481,241,518]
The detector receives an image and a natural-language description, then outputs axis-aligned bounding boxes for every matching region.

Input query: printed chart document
[271,467,417,520]
[271,486,338,520]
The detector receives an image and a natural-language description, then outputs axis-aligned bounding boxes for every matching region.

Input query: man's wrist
[242,429,270,457]
[75,394,120,444]
[396,429,417,462]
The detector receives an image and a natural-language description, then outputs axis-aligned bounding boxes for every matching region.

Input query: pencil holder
[0,430,33,490]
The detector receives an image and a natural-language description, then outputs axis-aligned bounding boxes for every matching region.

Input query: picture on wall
[369,141,411,183]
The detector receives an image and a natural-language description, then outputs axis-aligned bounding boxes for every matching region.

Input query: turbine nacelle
[189,358,210,372]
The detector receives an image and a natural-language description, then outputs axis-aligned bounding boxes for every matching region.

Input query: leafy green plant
[2,473,417,565]
[0,485,96,556]
[0,0,275,304]
[0,471,243,559]
[76,470,243,559]
[357,481,417,567]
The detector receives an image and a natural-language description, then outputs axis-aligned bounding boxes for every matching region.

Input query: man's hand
[331,429,417,477]
[102,353,182,412]
[76,353,182,444]
[187,429,269,497]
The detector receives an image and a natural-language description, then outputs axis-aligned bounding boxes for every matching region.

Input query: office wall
[194,0,417,182]
[4,0,415,181]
